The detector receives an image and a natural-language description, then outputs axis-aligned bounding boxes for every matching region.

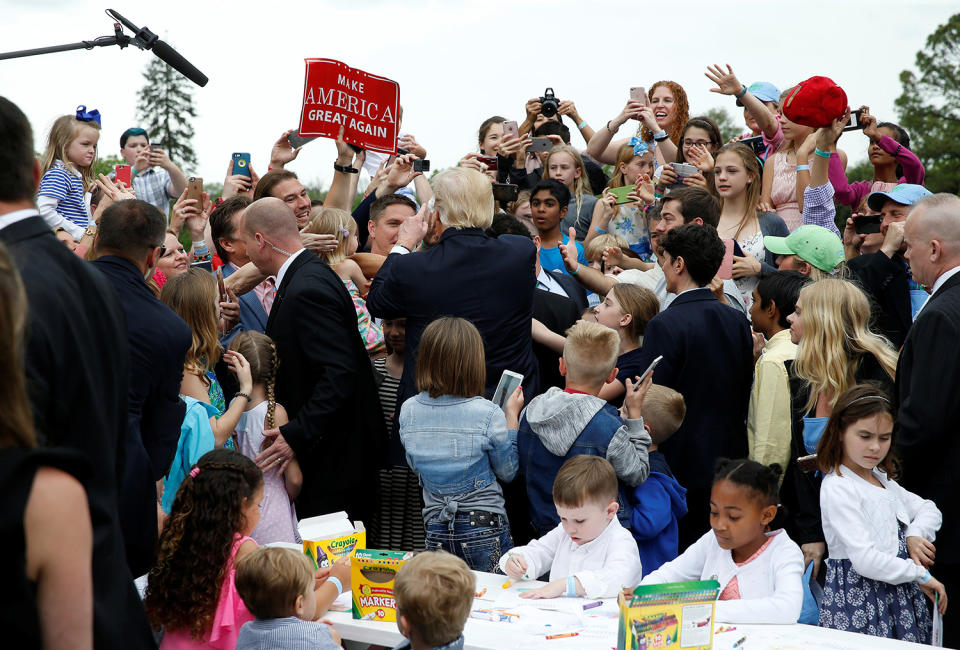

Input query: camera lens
[541,99,558,118]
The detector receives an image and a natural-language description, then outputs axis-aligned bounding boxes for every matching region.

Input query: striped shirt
[236,617,341,650]
[37,160,90,233]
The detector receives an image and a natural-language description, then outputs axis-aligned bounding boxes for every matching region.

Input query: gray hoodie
[522,387,652,486]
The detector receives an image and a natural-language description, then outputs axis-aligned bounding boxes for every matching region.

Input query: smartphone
[231,152,251,177]
[853,214,883,235]
[717,239,736,280]
[740,135,765,156]
[492,183,519,203]
[492,370,524,411]
[185,176,203,204]
[527,137,553,153]
[843,109,865,132]
[114,164,132,186]
[413,159,430,173]
[608,185,637,205]
[630,86,648,105]
[502,120,519,139]
[477,155,498,171]
[287,132,319,149]
[797,453,819,473]
[216,268,227,303]
[633,355,664,389]
[669,162,699,178]
[149,143,159,152]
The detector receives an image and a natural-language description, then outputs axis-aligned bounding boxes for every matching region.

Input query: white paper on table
[494,590,604,615]
[329,589,352,612]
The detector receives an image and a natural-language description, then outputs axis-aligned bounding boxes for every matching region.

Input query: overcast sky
[1,1,955,190]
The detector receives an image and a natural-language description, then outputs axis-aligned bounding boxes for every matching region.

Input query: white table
[326,571,936,650]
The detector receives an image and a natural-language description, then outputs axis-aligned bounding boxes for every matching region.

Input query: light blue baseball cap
[866,184,932,212]
[737,82,781,106]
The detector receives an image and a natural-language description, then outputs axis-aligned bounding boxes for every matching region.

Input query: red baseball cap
[782,76,848,128]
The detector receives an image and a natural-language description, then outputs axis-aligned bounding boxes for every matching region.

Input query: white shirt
[821,465,940,585]
[914,265,960,320]
[498,517,642,598]
[642,529,804,624]
[536,268,568,298]
[0,208,41,230]
[275,248,307,290]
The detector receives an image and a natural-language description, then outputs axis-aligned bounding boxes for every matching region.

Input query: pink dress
[159,535,255,650]
[769,152,803,232]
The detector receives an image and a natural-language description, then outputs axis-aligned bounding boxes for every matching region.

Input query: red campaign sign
[298,59,400,155]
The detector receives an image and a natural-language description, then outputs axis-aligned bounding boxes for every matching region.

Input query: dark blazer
[0,215,155,648]
[633,287,754,490]
[93,255,191,575]
[848,251,912,349]
[266,250,387,521]
[544,268,589,314]
[367,228,540,464]
[896,271,960,563]
[532,288,580,395]
[221,262,269,345]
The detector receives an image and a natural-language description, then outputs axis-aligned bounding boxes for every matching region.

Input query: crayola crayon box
[617,580,720,650]
[351,549,415,622]
[298,512,365,569]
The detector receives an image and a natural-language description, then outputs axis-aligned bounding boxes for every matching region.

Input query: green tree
[136,56,198,173]
[703,107,741,143]
[895,12,960,195]
[94,154,124,178]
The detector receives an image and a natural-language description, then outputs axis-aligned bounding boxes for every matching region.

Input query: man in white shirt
[118,127,188,213]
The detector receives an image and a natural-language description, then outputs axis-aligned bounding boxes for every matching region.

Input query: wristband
[921,570,933,584]
[594,227,607,234]
[653,131,669,142]
[735,85,748,99]
[334,162,359,174]
[235,392,252,402]
[813,148,832,159]
[606,120,620,133]
[578,120,589,130]
[894,144,903,157]
[570,263,580,276]
[327,576,344,596]
[193,241,209,252]
[795,165,810,172]
[566,576,577,597]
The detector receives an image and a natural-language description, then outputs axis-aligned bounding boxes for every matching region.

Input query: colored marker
[475,587,487,598]
[546,632,579,640]
[582,600,603,610]
[361,612,377,620]
[502,580,512,589]
[732,636,746,648]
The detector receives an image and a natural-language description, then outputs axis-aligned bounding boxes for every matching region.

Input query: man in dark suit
[0,96,156,648]
[239,197,386,522]
[633,224,754,549]
[92,199,192,576]
[898,193,960,647]
[366,168,540,466]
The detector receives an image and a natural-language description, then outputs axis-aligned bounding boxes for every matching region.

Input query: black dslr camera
[539,87,559,118]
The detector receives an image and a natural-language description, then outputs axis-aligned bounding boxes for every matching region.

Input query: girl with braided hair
[228,331,302,545]
[146,449,263,648]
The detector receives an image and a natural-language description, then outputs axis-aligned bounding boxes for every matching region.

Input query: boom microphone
[106,9,208,87]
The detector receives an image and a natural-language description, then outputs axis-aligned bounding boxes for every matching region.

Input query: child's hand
[505,385,524,427]
[623,372,653,420]
[224,350,253,394]
[330,556,351,591]
[920,575,948,615]
[558,227,581,274]
[907,536,936,568]
[503,553,528,580]
[520,578,567,599]
[687,144,715,173]
[602,246,624,269]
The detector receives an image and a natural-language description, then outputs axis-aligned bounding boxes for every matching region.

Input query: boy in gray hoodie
[518,322,651,536]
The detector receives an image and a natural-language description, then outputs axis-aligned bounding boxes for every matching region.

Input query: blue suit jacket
[634,288,753,490]
[221,262,269,345]
[545,268,589,314]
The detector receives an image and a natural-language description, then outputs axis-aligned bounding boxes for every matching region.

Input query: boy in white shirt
[499,455,643,598]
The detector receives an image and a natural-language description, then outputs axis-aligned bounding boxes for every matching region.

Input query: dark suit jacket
[544,268,589,314]
[532,288,580,395]
[0,215,155,648]
[367,227,540,464]
[221,261,269,346]
[896,271,960,563]
[93,255,191,575]
[848,251,911,349]
[634,288,754,490]
[266,250,387,520]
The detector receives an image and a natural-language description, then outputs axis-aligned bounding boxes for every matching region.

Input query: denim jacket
[399,393,519,496]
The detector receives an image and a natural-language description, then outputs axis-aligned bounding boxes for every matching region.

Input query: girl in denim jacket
[399,317,524,572]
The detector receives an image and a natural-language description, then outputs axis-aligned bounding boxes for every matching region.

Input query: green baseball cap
[763,225,844,272]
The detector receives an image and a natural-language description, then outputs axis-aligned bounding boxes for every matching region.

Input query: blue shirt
[539,233,587,276]
[237,616,341,650]
[37,160,89,229]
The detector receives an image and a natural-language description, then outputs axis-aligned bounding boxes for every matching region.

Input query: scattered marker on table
[546,632,579,640]
[501,580,512,589]
[716,625,737,634]
[732,636,747,648]
[475,587,487,598]
[582,600,603,610]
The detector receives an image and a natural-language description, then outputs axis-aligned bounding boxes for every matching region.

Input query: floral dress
[608,204,654,262]
[345,280,385,355]
[205,370,235,450]
[735,230,765,310]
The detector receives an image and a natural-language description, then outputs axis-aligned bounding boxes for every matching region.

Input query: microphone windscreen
[152,39,208,87]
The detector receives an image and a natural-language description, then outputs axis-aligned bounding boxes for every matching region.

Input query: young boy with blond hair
[628,384,689,576]
[500,455,643,598]
[519,321,651,536]
[391,551,475,650]
[235,547,342,649]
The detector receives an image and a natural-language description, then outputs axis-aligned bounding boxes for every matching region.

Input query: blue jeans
[425,510,513,573]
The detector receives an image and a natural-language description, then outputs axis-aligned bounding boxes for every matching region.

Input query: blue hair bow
[75,105,101,126]
[629,136,650,157]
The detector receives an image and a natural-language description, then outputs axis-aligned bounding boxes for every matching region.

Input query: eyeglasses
[683,139,712,148]
[157,244,167,258]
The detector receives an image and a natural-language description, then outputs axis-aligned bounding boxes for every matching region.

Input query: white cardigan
[821,465,941,585]
[640,529,803,624]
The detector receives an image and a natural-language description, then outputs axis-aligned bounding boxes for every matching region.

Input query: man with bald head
[238,197,386,521]
[898,193,960,645]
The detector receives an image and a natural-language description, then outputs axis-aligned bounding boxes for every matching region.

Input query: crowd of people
[2,60,959,650]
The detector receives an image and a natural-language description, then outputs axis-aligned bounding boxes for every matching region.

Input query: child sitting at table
[628,385,688,576]
[500,455,644,599]
[637,458,804,623]
[392,551,475,650]
[234,547,343,650]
